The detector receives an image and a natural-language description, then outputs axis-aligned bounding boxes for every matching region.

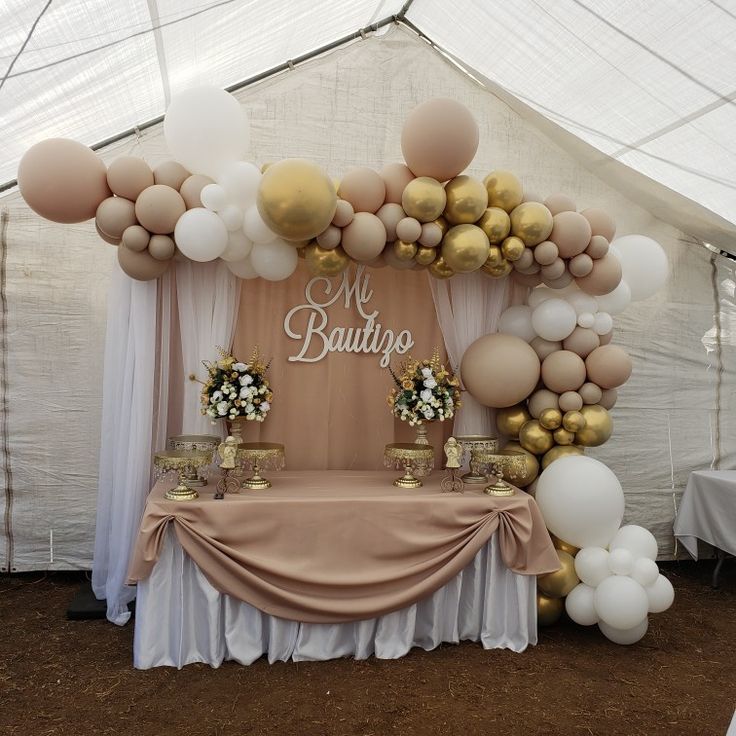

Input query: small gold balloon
[428,255,454,279]
[501,441,539,487]
[496,404,532,438]
[519,419,555,455]
[393,239,418,262]
[433,216,449,237]
[541,444,584,470]
[574,404,613,447]
[477,207,511,244]
[257,158,337,241]
[483,170,523,213]
[485,245,504,267]
[538,550,580,598]
[510,201,554,246]
[415,245,437,265]
[304,243,350,276]
[481,259,512,278]
[539,408,562,430]
[551,534,580,557]
[441,224,490,273]
[562,410,586,433]
[537,592,564,626]
[501,235,526,262]
[443,175,489,225]
[402,177,447,223]
[553,427,575,445]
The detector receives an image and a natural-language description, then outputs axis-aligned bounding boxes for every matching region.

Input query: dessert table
[128,470,559,669]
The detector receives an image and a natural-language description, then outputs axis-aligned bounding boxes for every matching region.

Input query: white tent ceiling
[2,0,736,237]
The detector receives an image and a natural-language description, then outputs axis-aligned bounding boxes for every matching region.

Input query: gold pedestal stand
[455,436,498,484]
[469,449,528,497]
[167,434,219,487]
[154,450,213,501]
[384,443,434,488]
[237,442,285,490]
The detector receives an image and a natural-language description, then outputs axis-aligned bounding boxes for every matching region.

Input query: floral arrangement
[200,347,272,423]
[387,349,461,426]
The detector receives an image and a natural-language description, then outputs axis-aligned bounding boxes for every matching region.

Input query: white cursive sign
[283,266,414,367]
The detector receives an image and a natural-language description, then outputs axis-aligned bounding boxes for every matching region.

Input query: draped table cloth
[128,470,559,668]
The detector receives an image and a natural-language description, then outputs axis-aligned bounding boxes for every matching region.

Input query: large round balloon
[163,86,249,178]
[107,156,154,201]
[250,240,299,281]
[441,224,490,273]
[443,175,488,224]
[565,583,599,626]
[341,212,387,261]
[173,208,228,262]
[599,617,648,645]
[461,334,540,408]
[338,167,386,214]
[401,98,479,182]
[585,345,632,389]
[612,234,668,301]
[609,525,658,561]
[18,138,111,223]
[257,158,337,241]
[135,184,186,234]
[594,576,649,630]
[535,456,625,548]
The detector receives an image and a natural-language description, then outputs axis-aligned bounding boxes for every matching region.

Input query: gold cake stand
[469,448,528,496]
[455,435,499,484]
[384,443,434,488]
[236,442,285,490]
[167,434,219,486]
[154,450,213,501]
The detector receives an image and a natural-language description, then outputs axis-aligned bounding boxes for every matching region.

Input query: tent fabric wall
[1,27,733,572]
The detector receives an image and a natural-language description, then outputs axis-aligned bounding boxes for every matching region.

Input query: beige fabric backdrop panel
[1,26,733,569]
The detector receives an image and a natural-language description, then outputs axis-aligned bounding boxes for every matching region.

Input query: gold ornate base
[461,471,488,485]
[483,480,516,496]
[183,472,207,487]
[164,483,200,501]
[243,474,271,490]
[393,472,423,489]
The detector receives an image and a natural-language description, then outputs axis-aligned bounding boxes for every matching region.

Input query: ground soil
[0,560,734,736]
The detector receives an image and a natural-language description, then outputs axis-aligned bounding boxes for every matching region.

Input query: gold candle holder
[153,450,213,501]
[167,434,219,486]
[384,443,434,488]
[455,435,499,484]
[469,449,527,496]
[236,442,285,490]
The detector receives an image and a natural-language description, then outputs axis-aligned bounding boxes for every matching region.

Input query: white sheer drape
[176,260,241,436]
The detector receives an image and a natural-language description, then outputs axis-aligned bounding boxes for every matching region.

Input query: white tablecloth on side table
[133,527,537,669]
[674,470,736,559]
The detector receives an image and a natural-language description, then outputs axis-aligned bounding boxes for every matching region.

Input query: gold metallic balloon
[477,207,511,244]
[501,235,526,262]
[485,245,504,267]
[402,177,447,223]
[538,550,580,598]
[519,419,554,455]
[510,202,554,246]
[415,245,437,266]
[553,427,575,446]
[574,404,613,447]
[434,216,449,237]
[443,175,488,225]
[537,592,564,626]
[501,441,539,487]
[539,408,562,430]
[562,410,586,433]
[393,239,418,262]
[541,444,584,470]
[441,224,490,273]
[304,243,350,277]
[257,158,337,241]
[481,259,512,278]
[428,255,454,279]
[496,404,532,438]
[551,534,579,557]
[483,170,523,213]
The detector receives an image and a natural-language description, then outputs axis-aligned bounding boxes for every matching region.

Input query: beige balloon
[118,243,171,281]
[579,382,603,405]
[534,241,559,265]
[575,253,622,296]
[563,327,600,358]
[544,271,574,289]
[543,193,576,215]
[461,334,541,408]
[585,345,632,389]
[581,207,616,242]
[332,199,355,228]
[396,217,422,243]
[516,247,535,270]
[513,271,543,288]
[375,203,405,241]
[541,258,565,281]
[107,156,154,201]
[96,196,137,240]
[585,235,609,260]
[341,212,387,261]
[558,390,584,412]
[95,223,120,245]
[419,222,443,247]
[338,167,386,213]
[153,160,190,190]
[121,224,150,252]
[443,175,488,225]
[179,174,214,209]
[542,350,587,393]
[316,225,342,250]
[599,388,618,410]
[380,163,415,204]
[148,234,176,261]
[135,184,186,234]
[549,211,592,258]
[528,389,560,418]
[531,337,562,361]
[569,253,594,277]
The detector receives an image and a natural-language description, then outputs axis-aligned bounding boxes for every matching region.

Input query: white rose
[420,388,432,402]
[216,401,229,416]
[261,401,270,412]
[239,387,251,398]
[233,362,247,371]
[245,403,255,413]
[240,374,253,386]
[421,367,432,378]
[259,386,266,394]
[423,377,437,389]
[247,412,256,420]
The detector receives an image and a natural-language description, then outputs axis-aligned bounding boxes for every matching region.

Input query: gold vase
[227,416,247,445]
[415,423,430,445]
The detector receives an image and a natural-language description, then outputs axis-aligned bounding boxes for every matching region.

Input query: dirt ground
[0,560,734,736]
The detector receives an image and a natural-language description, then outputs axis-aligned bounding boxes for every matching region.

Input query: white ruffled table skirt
[133,527,538,669]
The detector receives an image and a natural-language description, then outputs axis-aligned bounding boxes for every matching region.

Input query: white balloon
[243,204,278,244]
[527,286,557,309]
[531,298,577,341]
[498,305,536,342]
[220,230,253,262]
[565,583,599,626]
[596,279,631,315]
[575,547,611,587]
[200,183,228,211]
[609,525,658,561]
[611,234,668,301]
[226,256,259,279]
[565,289,598,316]
[599,617,648,645]
[593,312,613,335]
[577,312,595,329]
[218,161,261,206]
[174,208,228,262]
[163,86,249,178]
[608,548,634,576]
[594,576,649,630]
[219,204,244,231]
[631,558,659,588]
[250,239,298,281]
[536,457,625,548]
[646,574,674,613]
